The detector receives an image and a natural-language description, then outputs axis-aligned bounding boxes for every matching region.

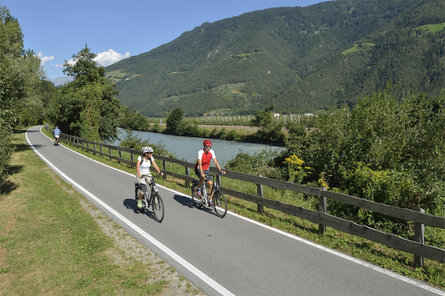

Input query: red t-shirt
[195,149,216,170]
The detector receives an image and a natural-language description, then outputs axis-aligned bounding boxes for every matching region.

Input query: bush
[0,126,13,185]
[119,130,149,150]
[226,148,283,179]
[166,108,183,133]
[285,89,445,232]
[328,163,420,234]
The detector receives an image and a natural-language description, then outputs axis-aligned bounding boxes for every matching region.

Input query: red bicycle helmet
[203,139,212,147]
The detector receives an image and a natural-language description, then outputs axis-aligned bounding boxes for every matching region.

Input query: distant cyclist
[136,146,163,209]
[195,139,225,206]
[53,126,61,145]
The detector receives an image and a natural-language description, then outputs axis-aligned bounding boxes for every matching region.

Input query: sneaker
[137,200,143,208]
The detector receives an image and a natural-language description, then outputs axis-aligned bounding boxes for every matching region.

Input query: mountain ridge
[106,0,444,117]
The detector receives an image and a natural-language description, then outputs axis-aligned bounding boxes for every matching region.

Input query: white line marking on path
[35,127,445,296]
[28,127,236,296]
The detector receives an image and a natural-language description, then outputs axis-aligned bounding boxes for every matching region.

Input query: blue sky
[3,0,327,80]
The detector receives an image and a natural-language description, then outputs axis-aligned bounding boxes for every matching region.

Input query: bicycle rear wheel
[213,191,227,218]
[191,185,203,208]
[151,192,165,222]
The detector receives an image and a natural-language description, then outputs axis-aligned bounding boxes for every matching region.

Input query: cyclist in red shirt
[195,139,226,206]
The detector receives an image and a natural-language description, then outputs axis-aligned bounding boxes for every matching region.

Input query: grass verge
[0,130,202,296]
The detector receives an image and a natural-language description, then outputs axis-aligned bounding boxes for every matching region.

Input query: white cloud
[94,49,131,67]
[37,52,54,66]
[66,58,77,66]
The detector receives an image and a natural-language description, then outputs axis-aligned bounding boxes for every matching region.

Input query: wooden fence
[59,132,445,266]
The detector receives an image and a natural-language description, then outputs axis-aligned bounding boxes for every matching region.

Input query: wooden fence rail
[57,132,445,265]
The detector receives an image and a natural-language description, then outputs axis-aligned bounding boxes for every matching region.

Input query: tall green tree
[0,6,24,130]
[166,108,183,133]
[63,45,105,87]
[0,6,42,185]
[47,45,120,140]
[251,105,285,144]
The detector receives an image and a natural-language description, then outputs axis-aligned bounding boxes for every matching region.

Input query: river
[117,129,284,166]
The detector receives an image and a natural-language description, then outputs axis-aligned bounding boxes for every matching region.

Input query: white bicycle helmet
[142,146,154,154]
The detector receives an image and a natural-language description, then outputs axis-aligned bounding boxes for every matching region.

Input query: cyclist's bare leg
[198,178,204,188]
[207,180,214,202]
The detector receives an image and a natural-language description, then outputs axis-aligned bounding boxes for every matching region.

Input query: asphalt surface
[26,126,445,296]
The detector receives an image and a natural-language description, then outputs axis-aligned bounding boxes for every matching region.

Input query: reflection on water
[117,129,284,166]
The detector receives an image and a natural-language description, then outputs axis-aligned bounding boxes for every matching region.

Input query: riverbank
[118,128,284,165]
[143,122,287,146]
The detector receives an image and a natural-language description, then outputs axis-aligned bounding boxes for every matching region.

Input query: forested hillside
[105,0,444,117]
[277,0,445,111]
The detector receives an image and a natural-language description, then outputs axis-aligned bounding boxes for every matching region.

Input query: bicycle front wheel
[213,191,227,218]
[151,193,165,222]
[191,185,203,208]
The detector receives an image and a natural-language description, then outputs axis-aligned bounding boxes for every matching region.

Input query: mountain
[105,0,444,117]
[275,0,445,111]
[50,76,73,86]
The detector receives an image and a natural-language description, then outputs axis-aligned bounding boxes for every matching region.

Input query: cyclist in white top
[136,146,163,209]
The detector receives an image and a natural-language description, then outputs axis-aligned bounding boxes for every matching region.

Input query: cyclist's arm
[198,159,205,178]
[213,158,225,174]
[151,160,163,176]
[136,158,142,178]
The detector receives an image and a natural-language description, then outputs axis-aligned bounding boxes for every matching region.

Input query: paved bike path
[26,126,444,296]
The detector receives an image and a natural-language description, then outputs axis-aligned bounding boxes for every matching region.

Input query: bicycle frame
[136,175,165,222]
[192,173,227,218]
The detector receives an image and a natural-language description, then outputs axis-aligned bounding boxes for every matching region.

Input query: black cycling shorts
[195,168,211,181]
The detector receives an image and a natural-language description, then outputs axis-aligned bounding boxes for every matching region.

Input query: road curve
[26,126,444,296]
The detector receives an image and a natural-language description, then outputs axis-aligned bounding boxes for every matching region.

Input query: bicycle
[191,172,227,218]
[134,175,165,222]
[54,134,60,146]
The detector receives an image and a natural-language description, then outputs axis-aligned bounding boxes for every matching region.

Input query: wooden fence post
[108,146,112,161]
[118,150,122,164]
[257,175,264,213]
[414,207,425,267]
[318,187,327,234]
[93,143,96,155]
[162,159,166,179]
[185,167,190,188]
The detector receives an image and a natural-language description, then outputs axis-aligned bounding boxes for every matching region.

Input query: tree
[63,44,105,86]
[251,105,285,144]
[0,6,42,185]
[47,45,120,140]
[285,89,445,233]
[0,6,25,130]
[166,108,183,133]
[251,106,275,128]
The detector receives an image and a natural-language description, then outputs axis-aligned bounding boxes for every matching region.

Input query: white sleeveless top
[138,155,154,175]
